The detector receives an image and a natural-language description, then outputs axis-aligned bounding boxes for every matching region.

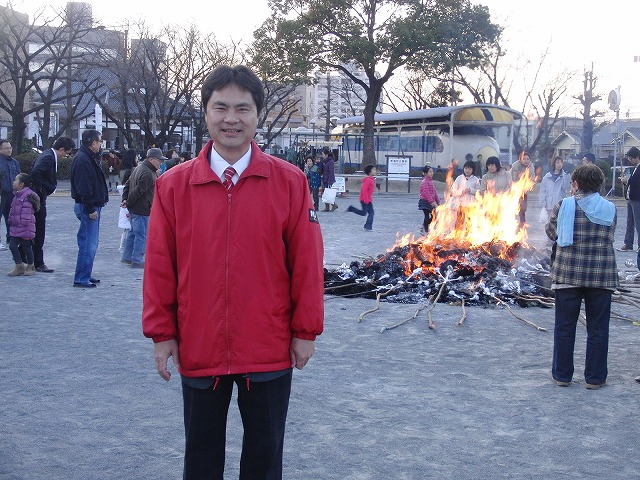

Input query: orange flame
[391,171,536,277]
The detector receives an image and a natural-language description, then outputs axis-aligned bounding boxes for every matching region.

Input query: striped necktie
[222,166,236,191]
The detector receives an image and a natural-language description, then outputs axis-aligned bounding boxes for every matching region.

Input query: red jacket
[359,175,375,204]
[142,141,324,377]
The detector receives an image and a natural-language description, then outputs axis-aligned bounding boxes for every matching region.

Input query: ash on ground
[324,242,554,307]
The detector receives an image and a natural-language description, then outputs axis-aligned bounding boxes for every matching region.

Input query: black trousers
[33,195,47,267]
[182,371,292,480]
[1,190,11,243]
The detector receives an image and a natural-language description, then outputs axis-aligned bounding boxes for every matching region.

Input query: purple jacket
[322,156,336,187]
[9,187,40,240]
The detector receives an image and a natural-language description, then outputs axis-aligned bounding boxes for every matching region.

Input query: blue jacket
[0,154,20,193]
[70,145,109,214]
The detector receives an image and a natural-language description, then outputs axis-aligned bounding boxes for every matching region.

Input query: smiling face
[205,84,258,163]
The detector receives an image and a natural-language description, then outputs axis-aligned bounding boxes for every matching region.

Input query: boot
[8,263,26,276]
[24,264,36,276]
[323,203,331,212]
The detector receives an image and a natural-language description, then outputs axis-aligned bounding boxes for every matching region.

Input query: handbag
[322,187,338,204]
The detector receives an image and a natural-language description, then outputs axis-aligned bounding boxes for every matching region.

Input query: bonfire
[324,171,554,308]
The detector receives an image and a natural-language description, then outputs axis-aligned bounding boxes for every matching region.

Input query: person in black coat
[30,136,75,272]
[619,147,640,252]
[70,130,109,288]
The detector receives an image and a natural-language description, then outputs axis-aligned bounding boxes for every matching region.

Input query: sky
[18,0,640,122]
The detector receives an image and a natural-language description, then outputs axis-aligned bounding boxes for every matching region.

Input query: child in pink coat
[7,173,40,276]
[418,165,440,233]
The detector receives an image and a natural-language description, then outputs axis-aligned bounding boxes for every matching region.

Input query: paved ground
[1,182,639,479]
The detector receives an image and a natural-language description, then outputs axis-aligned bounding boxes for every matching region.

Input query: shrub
[15,152,37,174]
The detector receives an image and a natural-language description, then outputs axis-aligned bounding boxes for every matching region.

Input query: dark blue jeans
[9,237,33,264]
[623,200,640,248]
[347,201,374,230]
[553,288,611,385]
[182,371,292,480]
[73,204,101,284]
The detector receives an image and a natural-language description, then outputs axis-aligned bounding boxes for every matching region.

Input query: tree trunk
[361,81,382,167]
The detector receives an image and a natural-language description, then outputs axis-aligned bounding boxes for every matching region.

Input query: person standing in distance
[120,147,164,268]
[70,129,108,288]
[142,65,324,479]
[0,139,21,251]
[618,147,640,252]
[30,136,75,272]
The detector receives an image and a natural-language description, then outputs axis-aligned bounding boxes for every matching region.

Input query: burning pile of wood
[324,240,554,307]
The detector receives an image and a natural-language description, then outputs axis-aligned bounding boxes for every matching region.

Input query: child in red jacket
[347,164,377,231]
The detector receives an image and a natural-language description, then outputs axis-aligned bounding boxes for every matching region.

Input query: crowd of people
[2,63,640,478]
[0,134,194,282]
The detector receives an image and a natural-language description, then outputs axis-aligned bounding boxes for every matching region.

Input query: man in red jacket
[142,65,324,479]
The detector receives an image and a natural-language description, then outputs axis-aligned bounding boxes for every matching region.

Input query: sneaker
[617,245,633,251]
[553,379,571,387]
[0,243,6,251]
[585,382,606,390]
[36,264,54,273]
[73,282,97,288]
[131,262,145,269]
[121,259,133,265]
[635,376,640,383]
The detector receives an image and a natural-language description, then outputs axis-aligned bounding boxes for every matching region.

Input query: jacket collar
[78,144,100,160]
[189,140,271,186]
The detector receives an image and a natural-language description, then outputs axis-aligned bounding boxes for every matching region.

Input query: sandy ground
[1,184,639,479]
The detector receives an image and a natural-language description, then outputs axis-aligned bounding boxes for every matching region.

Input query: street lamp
[310,118,316,142]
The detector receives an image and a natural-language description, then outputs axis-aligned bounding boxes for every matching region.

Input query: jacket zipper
[225,190,232,374]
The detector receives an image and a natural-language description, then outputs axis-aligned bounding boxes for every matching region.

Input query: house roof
[551,129,581,146]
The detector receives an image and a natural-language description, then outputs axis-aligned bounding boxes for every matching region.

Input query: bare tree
[0,4,107,150]
[447,43,575,159]
[383,71,461,111]
[94,22,239,151]
[248,23,312,150]
[573,65,603,154]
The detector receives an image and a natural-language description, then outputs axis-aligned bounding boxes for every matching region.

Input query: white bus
[336,104,522,173]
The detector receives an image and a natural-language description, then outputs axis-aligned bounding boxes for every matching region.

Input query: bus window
[425,135,444,153]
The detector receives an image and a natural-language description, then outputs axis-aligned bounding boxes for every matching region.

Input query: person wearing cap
[120,147,165,268]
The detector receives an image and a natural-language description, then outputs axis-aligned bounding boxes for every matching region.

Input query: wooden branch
[379,303,429,333]
[489,294,547,332]
[457,299,467,326]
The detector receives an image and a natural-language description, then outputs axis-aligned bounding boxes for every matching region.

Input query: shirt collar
[209,144,252,184]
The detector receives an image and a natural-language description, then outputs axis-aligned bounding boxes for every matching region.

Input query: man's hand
[290,338,315,370]
[153,339,180,381]
[89,211,98,220]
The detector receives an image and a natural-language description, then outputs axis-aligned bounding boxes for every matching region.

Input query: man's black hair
[81,129,101,147]
[201,65,264,115]
[52,136,75,151]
